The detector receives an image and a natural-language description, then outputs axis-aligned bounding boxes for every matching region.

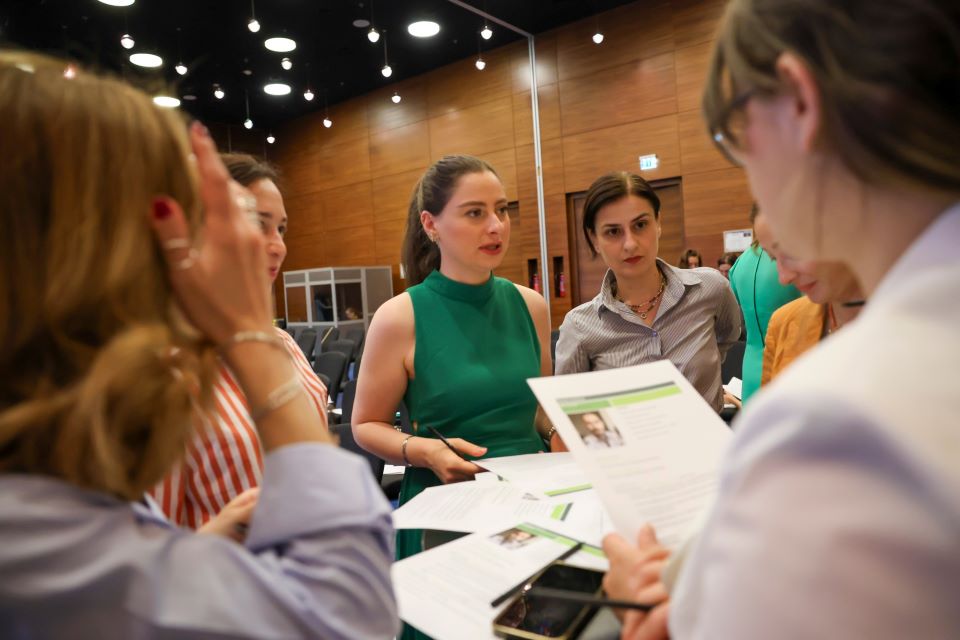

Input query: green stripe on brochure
[560,384,681,413]
[550,503,572,521]
[516,523,605,558]
[544,483,592,497]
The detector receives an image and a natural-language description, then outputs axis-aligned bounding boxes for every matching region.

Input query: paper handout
[528,360,733,548]
[393,522,605,640]
[476,452,592,498]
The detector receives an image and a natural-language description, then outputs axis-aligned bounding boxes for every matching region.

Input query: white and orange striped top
[152,328,328,528]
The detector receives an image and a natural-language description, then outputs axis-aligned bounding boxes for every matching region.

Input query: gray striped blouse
[555,260,742,411]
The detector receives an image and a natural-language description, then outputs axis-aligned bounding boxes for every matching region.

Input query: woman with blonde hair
[0,53,396,638]
[603,0,960,637]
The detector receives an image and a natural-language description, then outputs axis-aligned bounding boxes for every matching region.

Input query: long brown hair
[401,155,499,286]
[0,53,216,499]
[703,0,960,195]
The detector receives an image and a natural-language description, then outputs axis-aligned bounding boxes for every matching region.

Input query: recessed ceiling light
[264,83,291,96]
[264,37,296,53]
[248,18,261,33]
[153,96,180,108]
[481,25,492,40]
[244,118,254,129]
[120,33,135,49]
[391,92,401,104]
[182,94,197,101]
[130,53,163,68]
[408,21,440,38]
[352,18,370,28]
[98,0,135,6]
[242,69,253,76]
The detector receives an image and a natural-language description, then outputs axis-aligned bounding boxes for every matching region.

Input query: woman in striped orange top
[153,154,328,528]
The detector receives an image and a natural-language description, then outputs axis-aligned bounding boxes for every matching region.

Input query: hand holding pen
[420,426,486,484]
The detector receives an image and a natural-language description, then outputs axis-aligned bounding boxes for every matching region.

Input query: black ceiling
[2,0,637,129]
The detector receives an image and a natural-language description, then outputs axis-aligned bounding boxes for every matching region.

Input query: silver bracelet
[250,376,302,423]
[401,435,416,467]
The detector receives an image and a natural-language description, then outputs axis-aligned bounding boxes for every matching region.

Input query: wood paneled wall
[273,0,753,327]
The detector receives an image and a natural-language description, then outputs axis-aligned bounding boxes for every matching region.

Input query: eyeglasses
[710,89,754,167]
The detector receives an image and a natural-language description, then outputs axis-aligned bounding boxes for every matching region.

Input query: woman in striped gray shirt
[554,172,741,411]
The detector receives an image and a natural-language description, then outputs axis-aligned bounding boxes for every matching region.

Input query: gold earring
[429,232,439,244]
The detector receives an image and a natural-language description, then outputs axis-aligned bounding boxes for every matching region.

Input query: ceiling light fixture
[281,57,292,70]
[213,84,225,99]
[129,52,163,68]
[175,62,187,75]
[323,90,332,128]
[367,28,380,43]
[244,90,253,129]
[391,91,401,104]
[264,83,291,96]
[475,57,486,71]
[120,33,135,49]
[264,37,296,53]
[381,31,392,77]
[98,0,135,6]
[304,88,315,101]
[153,96,180,108]
[481,24,492,40]
[592,31,604,44]
[592,12,604,45]
[267,133,276,144]
[407,21,440,38]
[353,19,370,28]
[63,64,77,79]
[248,0,260,32]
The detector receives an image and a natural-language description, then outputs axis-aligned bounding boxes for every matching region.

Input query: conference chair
[312,351,347,405]
[337,379,358,425]
[295,328,318,363]
[332,422,384,483]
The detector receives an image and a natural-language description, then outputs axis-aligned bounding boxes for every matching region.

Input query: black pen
[427,426,469,461]
[490,541,585,607]
[526,587,655,612]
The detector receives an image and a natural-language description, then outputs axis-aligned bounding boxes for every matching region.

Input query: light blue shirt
[0,444,399,639]
[670,204,960,638]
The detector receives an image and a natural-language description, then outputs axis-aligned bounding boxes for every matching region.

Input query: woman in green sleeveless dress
[353,155,558,639]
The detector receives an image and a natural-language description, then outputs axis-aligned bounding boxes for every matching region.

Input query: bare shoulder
[511,283,548,314]
[367,292,415,340]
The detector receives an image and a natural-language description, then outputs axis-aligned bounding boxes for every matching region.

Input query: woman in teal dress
[352,155,558,639]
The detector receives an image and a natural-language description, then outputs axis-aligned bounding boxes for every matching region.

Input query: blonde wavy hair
[0,52,217,499]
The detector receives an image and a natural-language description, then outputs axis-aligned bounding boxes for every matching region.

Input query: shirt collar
[869,201,960,309]
[594,258,703,317]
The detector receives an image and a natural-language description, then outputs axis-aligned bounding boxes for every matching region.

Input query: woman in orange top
[761,243,864,384]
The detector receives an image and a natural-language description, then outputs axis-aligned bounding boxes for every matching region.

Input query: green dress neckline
[422,269,495,303]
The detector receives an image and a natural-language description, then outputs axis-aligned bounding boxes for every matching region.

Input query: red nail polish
[153,198,172,220]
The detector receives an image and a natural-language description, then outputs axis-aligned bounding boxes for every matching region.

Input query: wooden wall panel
[561,114,681,192]
[367,79,429,133]
[513,83,562,146]
[682,167,753,237]
[426,46,516,118]
[558,53,677,137]
[672,0,726,49]
[372,168,425,222]
[678,108,731,174]
[428,96,515,160]
[274,0,747,324]
[369,121,431,177]
[316,182,374,232]
[675,41,713,114]
[556,1,674,82]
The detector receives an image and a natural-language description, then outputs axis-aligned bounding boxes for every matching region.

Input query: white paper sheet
[723,377,743,400]
[393,522,606,640]
[391,482,575,533]
[528,360,733,549]
[476,452,592,498]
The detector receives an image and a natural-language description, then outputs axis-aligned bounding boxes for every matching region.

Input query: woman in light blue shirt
[0,53,397,639]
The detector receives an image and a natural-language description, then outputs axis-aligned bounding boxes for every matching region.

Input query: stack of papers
[393,360,733,639]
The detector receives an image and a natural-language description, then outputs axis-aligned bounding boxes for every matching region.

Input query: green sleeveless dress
[398,271,546,638]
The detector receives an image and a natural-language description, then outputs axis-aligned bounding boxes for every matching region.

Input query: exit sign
[639,154,659,171]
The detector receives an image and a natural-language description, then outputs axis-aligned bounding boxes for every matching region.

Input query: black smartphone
[492,563,604,640]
